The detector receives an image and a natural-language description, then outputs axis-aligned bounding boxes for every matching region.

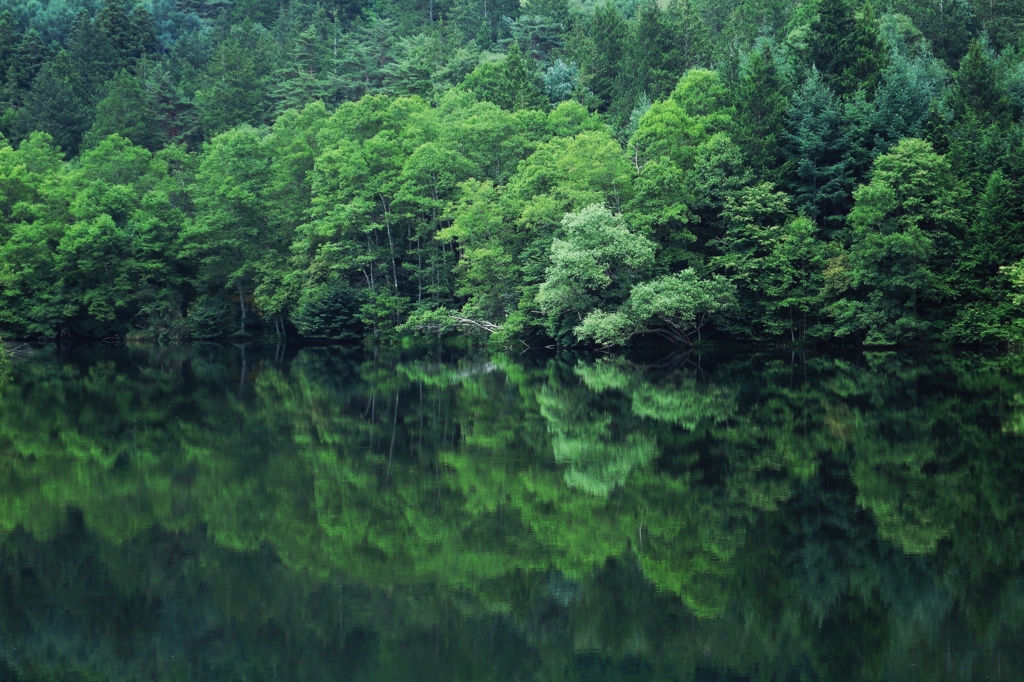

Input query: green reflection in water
[0,344,1022,681]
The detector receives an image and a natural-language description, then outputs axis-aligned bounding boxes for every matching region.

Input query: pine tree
[67,10,112,103]
[976,0,1024,52]
[17,51,89,156]
[195,24,275,135]
[0,11,14,78]
[508,13,564,63]
[891,0,978,66]
[586,2,627,113]
[786,69,852,227]
[333,16,398,101]
[809,0,887,97]
[128,5,160,60]
[4,29,45,107]
[499,41,548,110]
[872,49,946,154]
[84,69,163,151]
[663,0,710,73]
[618,1,674,121]
[273,24,329,113]
[734,42,790,182]
[950,39,1012,124]
[452,0,521,49]
[94,0,137,78]
[145,62,201,149]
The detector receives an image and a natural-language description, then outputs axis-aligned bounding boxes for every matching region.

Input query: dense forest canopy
[1,0,1024,346]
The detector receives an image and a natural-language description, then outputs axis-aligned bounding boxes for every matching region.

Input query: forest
[1,0,1024,347]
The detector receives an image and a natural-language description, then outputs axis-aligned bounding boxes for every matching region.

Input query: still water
[0,343,1021,681]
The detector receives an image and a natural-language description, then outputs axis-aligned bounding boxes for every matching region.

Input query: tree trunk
[237,282,247,334]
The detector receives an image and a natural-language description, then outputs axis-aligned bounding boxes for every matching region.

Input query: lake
[0,343,1021,680]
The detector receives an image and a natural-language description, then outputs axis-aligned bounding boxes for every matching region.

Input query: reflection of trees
[0,346,1021,679]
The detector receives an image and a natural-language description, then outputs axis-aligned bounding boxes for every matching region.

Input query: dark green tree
[194,23,275,136]
[786,70,852,227]
[949,39,1012,124]
[809,0,888,97]
[4,27,45,104]
[584,2,627,112]
[17,51,89,155]
[461,42,547,111]
[734,42,790,182]
[83,69,163,151]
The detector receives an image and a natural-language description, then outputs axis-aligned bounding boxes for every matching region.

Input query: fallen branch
[450,316,501,335]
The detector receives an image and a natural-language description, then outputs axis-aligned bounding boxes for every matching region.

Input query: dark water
[0,343,1021,681]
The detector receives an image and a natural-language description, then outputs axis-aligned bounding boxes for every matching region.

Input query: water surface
[0,344,1021,680]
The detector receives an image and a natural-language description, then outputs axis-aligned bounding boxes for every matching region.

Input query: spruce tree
[663,0,710,73]
[951,40,1012,124]
[809,0,887,97]
[128,5,160,60]
[0,12,14,79]
[273,25,329,113]
[84,69,162,150]
[619,1,674,122]
[735,42,790,182]
[786,70,852,227]
[586,2,627,113]
[17,51,89,155]
[4,29,45,106]
[94,0,137,79]
[195,24,275,136]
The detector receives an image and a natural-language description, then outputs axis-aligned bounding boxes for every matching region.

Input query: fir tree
[17,51,89,155]
[663,0,710,73]
[809,0,888,97]
[4,28,45,106]
[84,69,163,151]
[786,69,852,227]
[273,24,329,114]
[585,2,627,113]
[734,42,790,182]
[951,39,1012,124]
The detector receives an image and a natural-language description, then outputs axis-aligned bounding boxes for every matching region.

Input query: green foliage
[576,269,736,346]
[0,0,1022,347]
[460,42,548,111]
[829,138,965,344]
[536,203,655,341]
[809,0,888,97]
[290,279,363,339]
[83,68,162,151]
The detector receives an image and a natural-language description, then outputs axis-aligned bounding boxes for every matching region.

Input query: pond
[0,343,1021,681]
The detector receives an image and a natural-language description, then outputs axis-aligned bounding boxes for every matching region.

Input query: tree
[451,0,520,48]
[808,0,888,97]
[461,42,547,111]
[618,1,677,118]
[3,27,45,106]
[871,48,946,154]
[829,138,965,344]
[786,69,852,227]
[83,69,163,151]
[180,125,273,334]
[949,39,1013,124]
[536,204,655,342]
[734,42,791,182]
[575,269,736,346]
[585,2,627,112]
[663,0,711,74]
[17,51,89,155]
[194,23,275,136]
[273,24,330,114]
